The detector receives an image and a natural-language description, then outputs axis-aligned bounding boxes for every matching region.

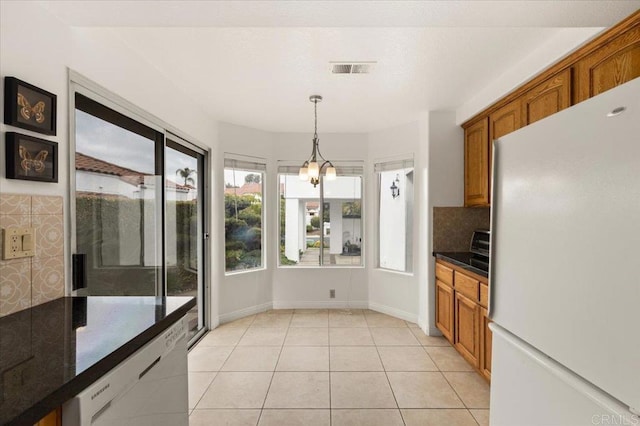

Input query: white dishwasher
[63,316,189,426]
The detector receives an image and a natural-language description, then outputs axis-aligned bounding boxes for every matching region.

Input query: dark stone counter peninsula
[0,296,195,426]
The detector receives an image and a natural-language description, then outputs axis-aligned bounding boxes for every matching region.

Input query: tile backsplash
[0,193,64,317]
[433,207,491,252]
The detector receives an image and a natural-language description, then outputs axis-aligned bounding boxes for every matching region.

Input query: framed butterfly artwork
[4,77,57,136]
[5,132,58,182]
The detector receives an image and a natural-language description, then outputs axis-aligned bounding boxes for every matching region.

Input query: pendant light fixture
[299,95,336,187]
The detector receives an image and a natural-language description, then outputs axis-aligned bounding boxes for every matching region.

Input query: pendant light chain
[314,98,318,141]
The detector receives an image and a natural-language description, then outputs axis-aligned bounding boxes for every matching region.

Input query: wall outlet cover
[2,227,36,260]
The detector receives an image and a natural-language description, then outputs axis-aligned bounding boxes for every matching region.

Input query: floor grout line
[255,319,289,425]
[371,328,407,426]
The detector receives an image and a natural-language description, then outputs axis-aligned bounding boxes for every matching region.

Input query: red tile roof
[75,152,192,190]
[225,182,262,196]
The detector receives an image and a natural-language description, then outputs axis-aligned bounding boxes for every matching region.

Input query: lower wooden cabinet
[435,259,492,382]
[435,279,455,343]
[34,407,61,426]
[454,292,480,368]
[480,307,493,381]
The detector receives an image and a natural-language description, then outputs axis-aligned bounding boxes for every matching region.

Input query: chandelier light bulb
[325,166,337,180]
[308,161,320,179]
[299,166,309,181]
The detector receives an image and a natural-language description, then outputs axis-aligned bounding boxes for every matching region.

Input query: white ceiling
[41,1,640,133]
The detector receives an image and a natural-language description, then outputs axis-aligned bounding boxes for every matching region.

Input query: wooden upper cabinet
[574,26,640,103]
[464,118,489,207]
[522,68,572,125]
[489,98,522,142]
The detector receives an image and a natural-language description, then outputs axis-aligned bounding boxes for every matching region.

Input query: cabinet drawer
[436,262,454,287]
[455,272,479,301]
[479,283,489,308]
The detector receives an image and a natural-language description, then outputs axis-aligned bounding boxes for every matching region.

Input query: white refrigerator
[489,77,640,426]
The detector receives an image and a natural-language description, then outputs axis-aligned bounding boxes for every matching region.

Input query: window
[375,158,414,272]
[279,163,363,267]
[224,157,266,272]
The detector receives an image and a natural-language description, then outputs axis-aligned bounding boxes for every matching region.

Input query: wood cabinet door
[522,68,572,125]
[574,26,640,103]
[34,408,61,426]
[464,118,489,207]
[480,307,492,382]
[490,98,523,142]
[454,292,480,368]
[436,279,455,343]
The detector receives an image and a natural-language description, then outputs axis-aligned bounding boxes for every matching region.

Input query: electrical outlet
[2,227,36,260]
[329,289,335,299]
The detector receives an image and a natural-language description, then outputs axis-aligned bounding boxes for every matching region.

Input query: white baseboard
[217,302,272,325]
[368,302,418,324]
[272,300,369,310]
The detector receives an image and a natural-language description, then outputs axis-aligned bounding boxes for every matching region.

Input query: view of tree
[310,215,320,229]
[176,167,196,186]
[224,193,262,271]
[244,173,261,184]
[342,201,361,218]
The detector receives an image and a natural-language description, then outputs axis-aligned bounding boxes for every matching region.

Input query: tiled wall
[0,194,64,317]
[433,207,491,252]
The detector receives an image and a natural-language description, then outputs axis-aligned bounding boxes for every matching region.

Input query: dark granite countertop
[433,252,489,277]
[0,296,195,426]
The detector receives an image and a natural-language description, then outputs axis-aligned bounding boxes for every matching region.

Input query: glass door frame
[166,133,210,345]
[68,71,211,346]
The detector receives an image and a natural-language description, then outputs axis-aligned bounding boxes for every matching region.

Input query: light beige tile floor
[189,309,489,425]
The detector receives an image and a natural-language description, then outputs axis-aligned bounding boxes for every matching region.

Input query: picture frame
[5,132,58,182]
[4,77,57,136]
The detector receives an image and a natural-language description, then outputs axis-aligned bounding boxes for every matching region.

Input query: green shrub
[310,216,320,229]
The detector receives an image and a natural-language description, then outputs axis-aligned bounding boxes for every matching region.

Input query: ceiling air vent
[330,62,376,74]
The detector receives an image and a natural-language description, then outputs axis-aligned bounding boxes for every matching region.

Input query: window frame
[223,154,267,275]
[277,162,365,269]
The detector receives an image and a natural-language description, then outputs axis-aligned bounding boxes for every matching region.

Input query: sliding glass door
[166,138,206,341]
[73,90,208,343]
[74,93,164,296]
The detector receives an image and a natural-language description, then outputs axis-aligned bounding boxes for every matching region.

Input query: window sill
[224,267,267,277]
[277,265,365,269]
[374,268,414,277]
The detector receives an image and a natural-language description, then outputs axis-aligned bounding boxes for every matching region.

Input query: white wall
[272,133,369,308]
[216,122,275,322]
[367,121,426,323]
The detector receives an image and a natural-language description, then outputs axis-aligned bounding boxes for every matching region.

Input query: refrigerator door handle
[488,140,499,318]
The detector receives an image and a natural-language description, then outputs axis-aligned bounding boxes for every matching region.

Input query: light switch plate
[2,227,36,260]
